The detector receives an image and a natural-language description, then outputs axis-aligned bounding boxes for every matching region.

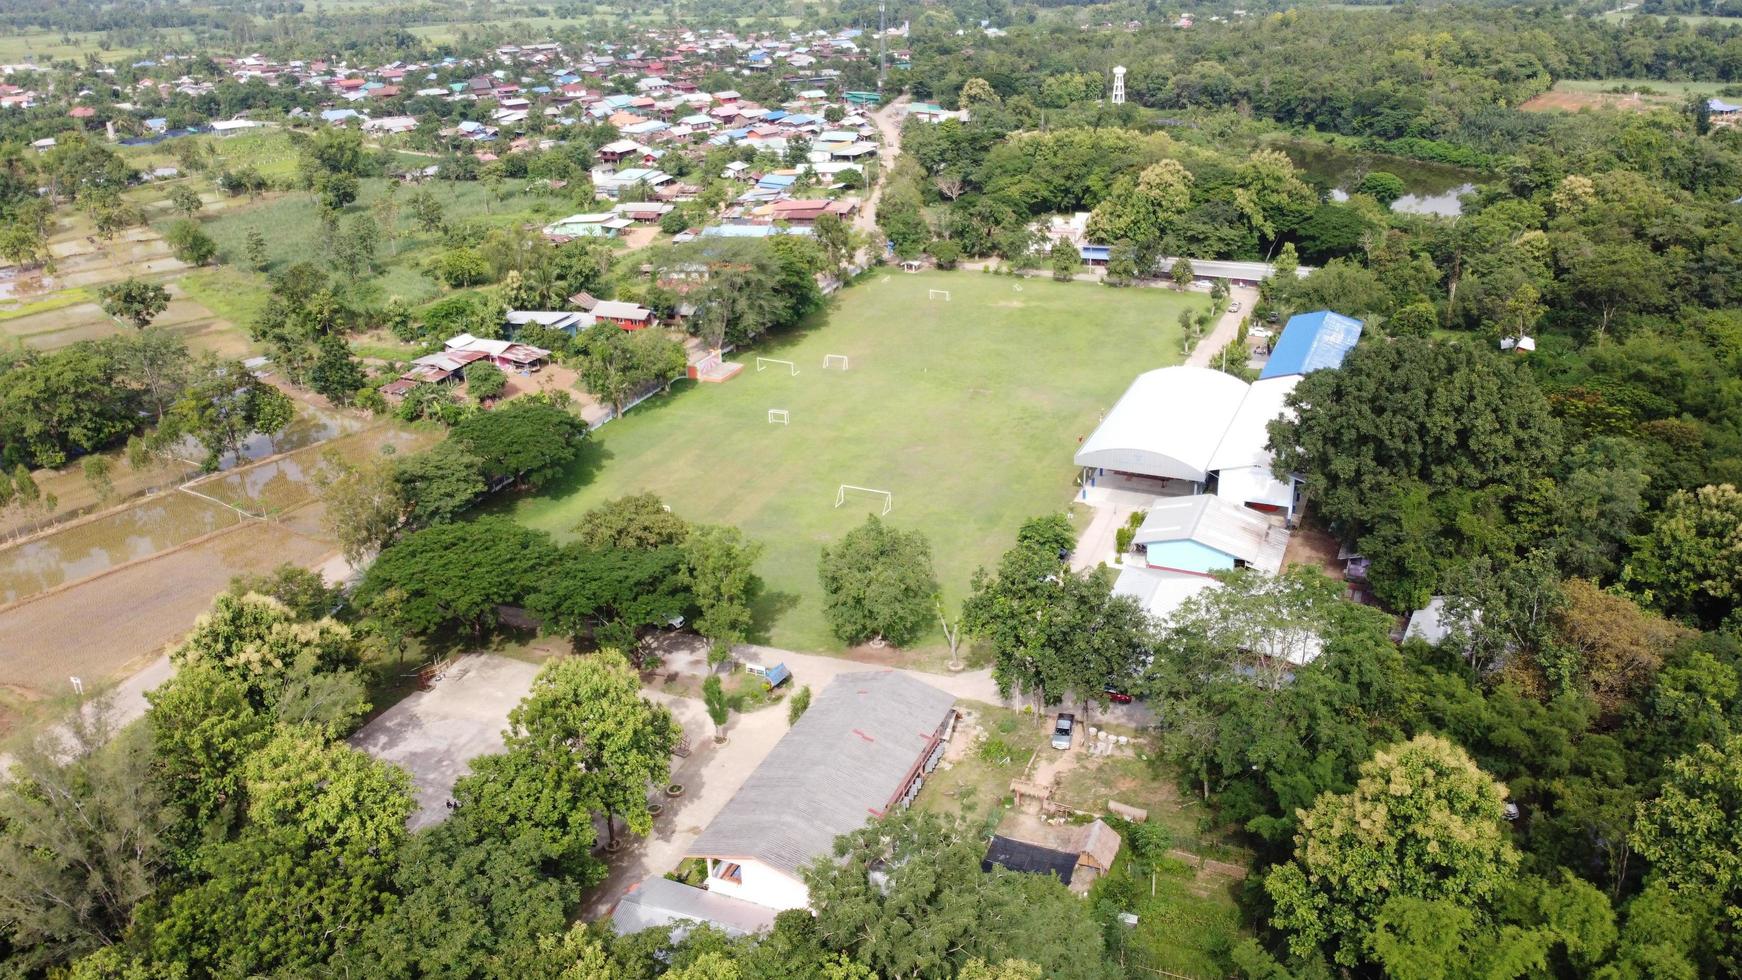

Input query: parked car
[1228,301,1241,313]
[1052,713,1076,750]
[1104,689,1134,704]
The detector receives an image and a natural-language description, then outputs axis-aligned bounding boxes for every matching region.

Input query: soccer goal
[823,354,849,370]
[756,357,798,375]
[768,409,789,425]
[929,289,951,301]
[835,484,893,515]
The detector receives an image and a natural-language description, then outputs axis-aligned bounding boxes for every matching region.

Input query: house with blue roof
[1259,311,1364,380]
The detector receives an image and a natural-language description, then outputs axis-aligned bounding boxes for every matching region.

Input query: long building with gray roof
[687,670,957,910]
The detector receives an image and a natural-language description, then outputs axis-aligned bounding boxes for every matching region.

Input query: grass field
[1555,77,1734,96]
[200,177,580,304]
[510,271,1204,655]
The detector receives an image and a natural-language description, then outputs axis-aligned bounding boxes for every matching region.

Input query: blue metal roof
[1079,244,1111,261]
[1260,310,1364,379]
[763,663,791,687]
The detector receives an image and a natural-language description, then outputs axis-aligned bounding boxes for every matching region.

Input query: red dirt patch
[1521,89,1657,113]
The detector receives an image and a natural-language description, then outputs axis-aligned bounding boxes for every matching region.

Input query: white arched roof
[1073,366,1249,483]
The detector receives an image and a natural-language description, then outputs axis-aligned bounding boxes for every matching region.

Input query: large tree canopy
[357,517,557,634]
[1271,338,1562,541]
[817,515,940,647]
[1265,734,1520,968]
[450,396,588,490]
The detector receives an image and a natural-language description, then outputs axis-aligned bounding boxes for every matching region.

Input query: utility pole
[877,0,888,94]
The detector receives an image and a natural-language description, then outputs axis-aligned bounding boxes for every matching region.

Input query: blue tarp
[1260,310,1364,379]
[763,663,791,688]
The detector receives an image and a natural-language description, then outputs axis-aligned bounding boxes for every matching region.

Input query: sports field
[513,271,1206,655]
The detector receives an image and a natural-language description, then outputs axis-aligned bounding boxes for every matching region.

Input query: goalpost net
[768,409,789,425]
[823,354,849,370]
[835,484,893,515]
[756,357,798,375]
[928,289,951,301]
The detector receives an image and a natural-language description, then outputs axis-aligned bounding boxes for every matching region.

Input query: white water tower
[1111,65,1127,105]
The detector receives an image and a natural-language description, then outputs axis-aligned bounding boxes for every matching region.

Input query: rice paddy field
[510,271,1209,656]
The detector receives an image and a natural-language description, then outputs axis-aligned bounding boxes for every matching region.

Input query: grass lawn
[1093,851,1247,978]
[510,271,1204,655]
[200,177,580,305]
[1555,77,1735,96]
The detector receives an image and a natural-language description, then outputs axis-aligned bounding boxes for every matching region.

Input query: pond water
[0,493,240,603]
[0,409,420,607]
[1278,141,1481,217]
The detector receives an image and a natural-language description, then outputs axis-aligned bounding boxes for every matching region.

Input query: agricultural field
[200,175,589,305]
[1522,77,1735,112]
[511,271,1207,656]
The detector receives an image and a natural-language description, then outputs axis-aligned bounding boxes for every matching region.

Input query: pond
[1277,141,1481,217]
[0,414,433,607]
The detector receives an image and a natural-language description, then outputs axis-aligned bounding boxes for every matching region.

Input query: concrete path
[1186,284,1258,368]
[348,654,542,829]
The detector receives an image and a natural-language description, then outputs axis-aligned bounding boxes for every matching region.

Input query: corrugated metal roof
[610,877,777,937]
[688,672,955,876]
[1260,310,1363,379]
[1073,366,1249,483]
[1132,494,1286,572]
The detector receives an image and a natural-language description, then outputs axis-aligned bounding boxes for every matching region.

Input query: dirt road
[854,96,910,240]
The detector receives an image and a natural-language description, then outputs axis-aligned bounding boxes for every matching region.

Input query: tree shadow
[748,588,802,644]
[519,437,615,502]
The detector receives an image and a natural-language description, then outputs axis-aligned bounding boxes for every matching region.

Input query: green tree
[1087,160,1193,264]
[1169,255,1195,290]
[0,721,168,965]
[98,277,170,328]
[167,184,203,218]
[466,361,508,402]
[450,396,588,490]
[703,674,729,739]
[787,684,812,725]
[817,515,940,646]
[1632,734,1742,942]
[145,663,272,840]
[464,653,678,855]
[1269,338,1561,548]
[964,522,1156,710]
[226,563,340,621]
[150,729,412,978]
[572,492,691,550]
[164,355,294,469]
[1356,171,1406,206]
[0,221,48,268]
[171,591,367,724]
[1624,484,1742,628]
[358,517,557,634]
[393,441,486,527]
[1265,734,1520,967]
[1049,240,1082,282]
[165,219,216,265]
[308,333,367,403]
[81,454,113,503]
[682,524,764,653]
[314,450,405,564]
[806,810,1109,979]
[526,544,691,644]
